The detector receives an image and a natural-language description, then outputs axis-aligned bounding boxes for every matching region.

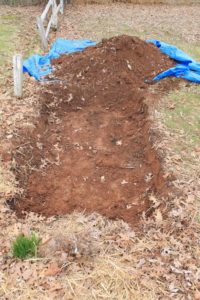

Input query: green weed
[12,233,40,260]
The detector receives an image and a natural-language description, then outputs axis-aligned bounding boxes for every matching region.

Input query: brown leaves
[194,290,200,300]
[8,260,39,283]
[43,262,61,277]
[154,209,163,225]
[167,102,176,110]
[22,268,34,281]
[194,146,200,153]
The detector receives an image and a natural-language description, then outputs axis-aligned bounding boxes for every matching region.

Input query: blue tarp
[23,39,96,80]
[147,39,200,83]
[23,38,200,83]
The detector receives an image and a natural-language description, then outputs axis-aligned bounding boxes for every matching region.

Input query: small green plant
[12,233,40,260]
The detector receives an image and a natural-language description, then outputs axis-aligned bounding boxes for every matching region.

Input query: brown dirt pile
[12,35,175,226]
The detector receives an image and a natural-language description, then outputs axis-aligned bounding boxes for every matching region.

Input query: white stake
[13,54,23,98]
[60,0,64,14]
[37,16,48,50]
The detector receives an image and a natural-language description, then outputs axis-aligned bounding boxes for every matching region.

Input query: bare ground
[0,3,200,300]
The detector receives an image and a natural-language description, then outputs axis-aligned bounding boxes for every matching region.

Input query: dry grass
[0,3,200,300]
[0,6,42,203]
[72,0,199,4]
[1,208,200,299]
[61,4,200,45]
[151,83,200,213]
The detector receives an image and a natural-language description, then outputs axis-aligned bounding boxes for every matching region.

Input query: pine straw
[1,191,200,300]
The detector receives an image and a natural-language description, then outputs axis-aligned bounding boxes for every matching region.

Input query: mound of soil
[13,35,175,225]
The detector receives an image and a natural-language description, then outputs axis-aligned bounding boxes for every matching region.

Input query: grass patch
[1,14,19,21]
[164,85,200,147]
[12,233,40,260]
[0,13,41,66]
[24,34,41,59]
[0,15,20,66]
[0,11,41,85]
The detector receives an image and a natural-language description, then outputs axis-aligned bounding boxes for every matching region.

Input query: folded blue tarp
[23,39,96,80]
[147,39,200,83]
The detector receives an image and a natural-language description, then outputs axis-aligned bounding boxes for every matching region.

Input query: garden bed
[12,35,175,226]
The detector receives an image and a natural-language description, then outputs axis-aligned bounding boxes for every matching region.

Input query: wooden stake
[60,0,64,14]
[52,0,58,29]
[13,54,23,98]
[37,16,48,50]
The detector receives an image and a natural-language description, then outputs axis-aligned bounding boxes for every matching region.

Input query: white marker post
[52,0,58,30]
[13,54,23,98]
[37,16,48,50]
[60,0,64,14]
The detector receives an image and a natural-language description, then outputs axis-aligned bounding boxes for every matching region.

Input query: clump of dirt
[12,35,175,226]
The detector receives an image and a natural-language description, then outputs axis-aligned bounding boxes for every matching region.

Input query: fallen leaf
[194,147,200,153]
[168,103,175,109]
[44,262,61,277]
[22,268,33,281]
[194,291,200,300]
[149,195,160,208]
[155,209,163,224]
[49,282,63,292]
[116,140,122,146]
